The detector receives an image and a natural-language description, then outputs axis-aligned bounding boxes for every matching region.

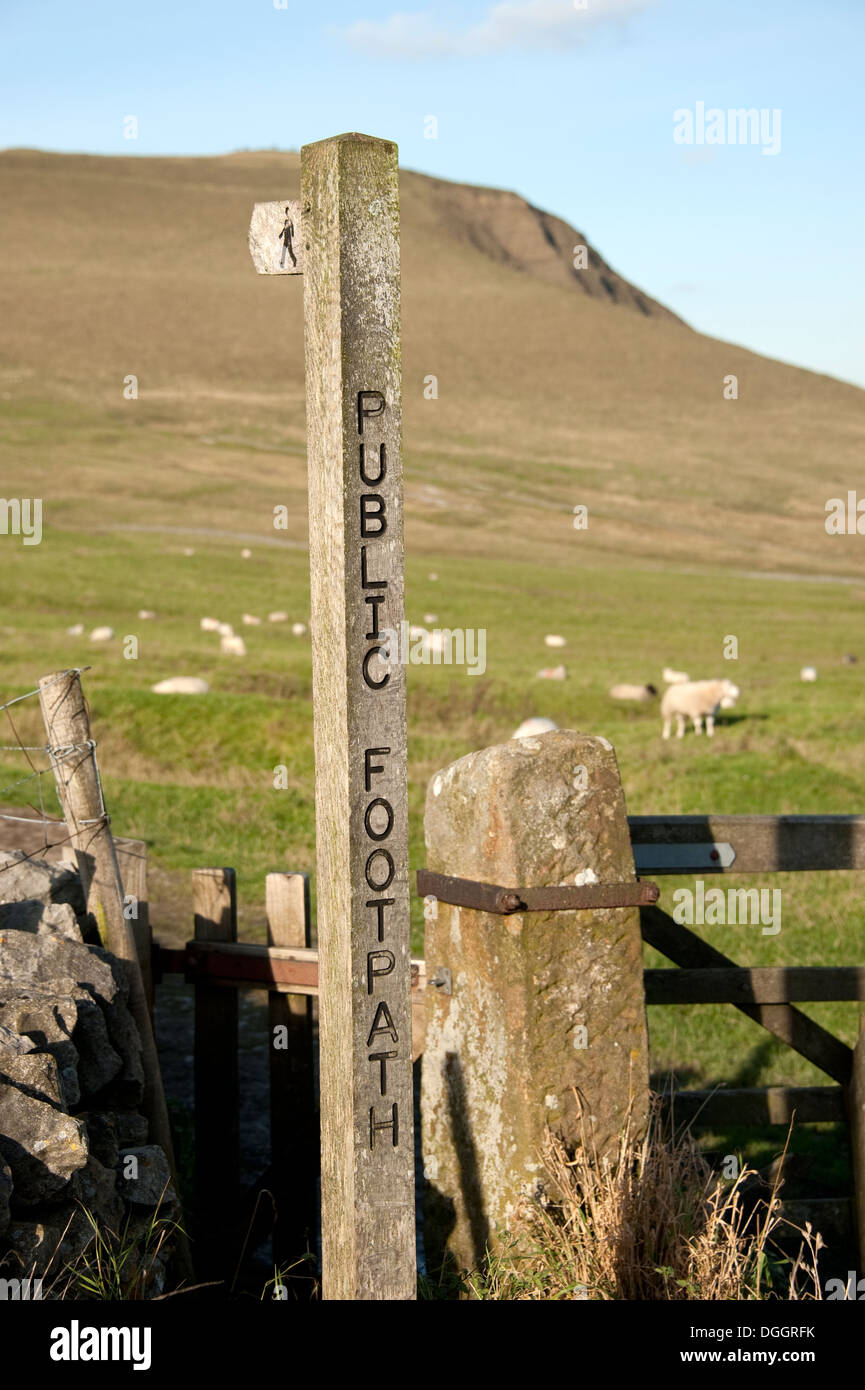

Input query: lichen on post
[421,729,650,1275]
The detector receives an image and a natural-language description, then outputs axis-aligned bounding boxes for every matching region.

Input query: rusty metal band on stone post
[416,868,660,914]
[302,133,415,1301]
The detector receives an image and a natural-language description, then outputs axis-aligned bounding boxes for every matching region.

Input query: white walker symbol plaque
[249,134,415,1301]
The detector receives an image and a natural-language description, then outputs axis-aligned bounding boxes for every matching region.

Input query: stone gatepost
[421,729,649,1274]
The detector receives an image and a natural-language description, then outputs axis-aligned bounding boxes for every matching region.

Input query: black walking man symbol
[278,207,296,269]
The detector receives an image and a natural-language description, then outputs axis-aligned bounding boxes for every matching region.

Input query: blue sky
[2,0,863,386]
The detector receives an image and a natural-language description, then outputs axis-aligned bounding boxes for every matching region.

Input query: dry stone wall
[0,851,176,1296]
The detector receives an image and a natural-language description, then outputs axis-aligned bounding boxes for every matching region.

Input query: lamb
[152,677,209,695]
[610,683,658,702]
[661,679,740,739]
[663,667,690,685]
[512,717,558,739]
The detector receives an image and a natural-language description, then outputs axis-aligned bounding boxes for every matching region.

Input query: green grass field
[2,527,863,1151]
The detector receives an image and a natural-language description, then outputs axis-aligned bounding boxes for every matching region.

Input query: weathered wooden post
[847,1013,865,1270]
[192,867,239,1279]
[421,730,651,1274]
[267,871,316,1267]
[249,133,415,1299]
[38,669,192,1279]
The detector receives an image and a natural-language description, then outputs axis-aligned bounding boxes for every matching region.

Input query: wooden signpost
[249,133,415,1300]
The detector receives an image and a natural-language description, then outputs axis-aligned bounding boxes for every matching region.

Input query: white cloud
[339,0,656,60]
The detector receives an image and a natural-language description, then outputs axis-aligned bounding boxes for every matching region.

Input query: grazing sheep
[663,667,690,685]
[66,623,84,636]
[423,612,438,624]
[89,626,114,643]
[800,666,818,682]
[152,677,209,695]
[221,634,247,656]
[242,614,261,626]
[512,717,559,739]
[291,622,307,637]
[182,547,195,557]
[536,665,567,681]
[138,609,156,620]
[661,679,740,739]
[545,634,567,648]
[217,622,234,637]
[268,611,288,623]
[200,617,221,632]
[610,683,658,702]
[842,653,858,666]
[241,548,252,559]
[428,572,439,581]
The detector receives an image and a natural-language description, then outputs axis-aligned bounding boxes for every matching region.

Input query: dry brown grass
[462,1095,824,1300]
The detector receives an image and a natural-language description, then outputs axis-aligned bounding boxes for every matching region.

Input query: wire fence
[0,666,108,875]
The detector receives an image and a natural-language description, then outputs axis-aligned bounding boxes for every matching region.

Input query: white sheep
[423,612,438,624]
[545,634,567,648]
[66,623,84,637]
[152,677,210,695]
[138,609,156,620]
[800,666,818,682]
[241,548,252,559]
[242,613,262,626]
[89,626,114,643]
[536,665,567,680]
[661,679,740,739]
[663,667,690,685]
[200,617,221,632]
[512,717,559,739]
[268,611,288,623]
[291,622,307,637]
[217,622,235,638]
[610,683,657,702]
[221,634,247,656]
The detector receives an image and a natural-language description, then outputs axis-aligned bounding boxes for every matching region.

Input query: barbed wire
[0,666,106,875]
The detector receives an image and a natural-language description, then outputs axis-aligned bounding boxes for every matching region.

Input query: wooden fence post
[847,1013,865,1271]
[266,872,316,1271]
[114,837,153,1016]
[421,730,650,1275]
[193,867,239,1280]
[37,670,192,1279]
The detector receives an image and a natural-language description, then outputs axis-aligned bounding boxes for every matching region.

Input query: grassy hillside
[1,151,863,1159]
[1,149,864,576]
